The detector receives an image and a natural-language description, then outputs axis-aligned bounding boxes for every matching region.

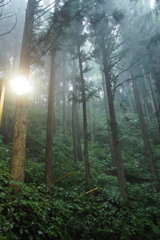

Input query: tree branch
[0,13,17,37]
[113,58,141,81]
[114,72,149,90]
[0,12,15,21]
[31,28,63,64]
[0,0,11,7]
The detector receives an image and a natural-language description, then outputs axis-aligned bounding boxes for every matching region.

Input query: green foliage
[52,134,75,178]
[0,170,160,240]
[25,160,45,184]
[0,133,160,240]
[0,143,11,163]
[26,107,47,162]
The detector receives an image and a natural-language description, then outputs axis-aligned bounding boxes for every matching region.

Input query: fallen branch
[53,171,74,184]
[81,187,98,196]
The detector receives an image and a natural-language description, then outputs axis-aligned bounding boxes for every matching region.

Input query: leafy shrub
[0,170,160,240]
[25,160,45,184]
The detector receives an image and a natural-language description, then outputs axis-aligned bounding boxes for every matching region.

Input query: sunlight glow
[10,76,32,95]
[150,0,155,8]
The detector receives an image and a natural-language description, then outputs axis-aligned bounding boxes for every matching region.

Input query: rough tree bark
[77,41,91,190]
[45,53,56,186]
[147,74,160,129]
[10,0,36,189]
[124,83,135,113]
[100,32,128,204]
[0,80,5,126]
[62,54,67,135]
[72,58,83,162]
[88,102,94,142]
[45,0,60,186]
[132,74,159,184]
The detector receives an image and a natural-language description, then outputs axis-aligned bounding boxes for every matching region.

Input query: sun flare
[150,0,155,8]
[10,76,31,95]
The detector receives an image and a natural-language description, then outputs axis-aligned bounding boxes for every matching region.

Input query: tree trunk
[124,83,135,114]
[76,108,83,161]
[100,33,128,204]
[62,53,67,135]
[140,94,150,122]
[10,96,27,184]
[148,74,160,128]
[0,80,5,126]
[10,0,36,190]
[72,58,83,162]
[45,53,56,186]
[88,102,94,141]
[132,75,159,183]
[100,65,115,164]
[77,43,91,190]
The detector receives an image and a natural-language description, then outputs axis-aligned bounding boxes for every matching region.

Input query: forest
[0,0,160,239]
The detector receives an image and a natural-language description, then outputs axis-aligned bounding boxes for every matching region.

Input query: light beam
[10,76,31,95]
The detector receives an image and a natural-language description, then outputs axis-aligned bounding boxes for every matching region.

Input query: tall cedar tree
[10,0,37,190]
[45,0,60,186]
[131,70,159,184]
[76,4,91,189]
[89,0,128,204]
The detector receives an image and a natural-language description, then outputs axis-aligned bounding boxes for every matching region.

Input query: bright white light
[10,76,31,95]
[150,0,155,8]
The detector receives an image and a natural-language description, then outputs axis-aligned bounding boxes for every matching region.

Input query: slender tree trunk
[148,74,160,128]
[100,65,115,164]
[147,75,157,114]
[72,59,77,162]
[45,53,56,186]
[100,64,108,120]
[10,0,36,189]
[140,75,151,121]
[62,55,66,135]
[0,80,5,126]
[124,83,135,114]
[77,43,91,190]
[104,70,128,204]
[100,33,128,204]
[132,76,159,183]
[72,103,78,162]
[140,94,150,121]
[76,107,83,160]
[88,102,94,141]
[72,59,83,162]
[72,99,83,162]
